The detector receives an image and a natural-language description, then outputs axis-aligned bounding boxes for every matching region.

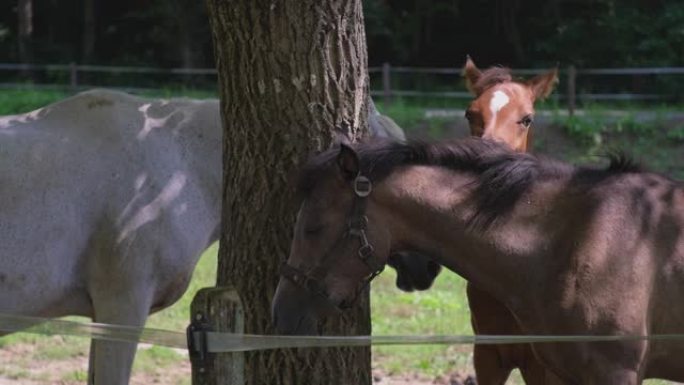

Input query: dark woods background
[3,0,684,69]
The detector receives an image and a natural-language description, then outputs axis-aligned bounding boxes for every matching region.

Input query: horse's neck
[378,165,542,300]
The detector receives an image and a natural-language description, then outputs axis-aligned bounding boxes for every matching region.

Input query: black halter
[280,174,385,311]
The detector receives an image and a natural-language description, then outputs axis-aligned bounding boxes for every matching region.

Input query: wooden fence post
[189,286,245,385]
[382,62,392,107]
[567,65,576,117]
[69,62,78,90]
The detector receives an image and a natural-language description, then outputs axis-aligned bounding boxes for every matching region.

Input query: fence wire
[3,313,684,353]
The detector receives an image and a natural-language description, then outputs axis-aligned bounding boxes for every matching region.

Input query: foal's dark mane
[473,67,513,95]
[297,138,639,230]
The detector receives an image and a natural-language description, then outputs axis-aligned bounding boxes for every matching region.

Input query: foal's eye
[465,110,473,121]
[519,115,533,128]
[304,224,324,236]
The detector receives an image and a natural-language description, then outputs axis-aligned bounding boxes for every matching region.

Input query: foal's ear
[336,143,360,180]
[526,67,559,100]
[462,55,482,95]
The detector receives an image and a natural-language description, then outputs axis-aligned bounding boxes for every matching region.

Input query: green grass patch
[132,345,185,373]
[371,268,473,376]
[0,368,32,380]
[376,98,457,139]
[33,336,88,361]
[0,89,69,115]
[61,369,88,382]
[0,87,217,116]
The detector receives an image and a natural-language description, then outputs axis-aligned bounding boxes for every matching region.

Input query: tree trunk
[204,0,371,384]
[17,0,34,78]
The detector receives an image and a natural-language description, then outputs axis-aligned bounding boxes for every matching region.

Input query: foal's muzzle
[272,279,320,335]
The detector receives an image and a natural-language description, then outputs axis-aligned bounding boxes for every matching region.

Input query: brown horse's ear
[526,68,559,100]
[462,55,482,95]
[337,143,360,180]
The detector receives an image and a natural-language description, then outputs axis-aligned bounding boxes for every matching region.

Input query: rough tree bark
[204,0,371,384]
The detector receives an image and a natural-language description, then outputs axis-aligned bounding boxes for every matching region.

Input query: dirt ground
[0,340,190,385]
[373,369,476,385]
[0,337,476,385]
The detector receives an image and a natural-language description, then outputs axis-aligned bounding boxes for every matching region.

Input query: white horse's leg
[88,287,153,385]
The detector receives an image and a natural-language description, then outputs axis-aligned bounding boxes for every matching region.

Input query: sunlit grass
[371,268,474,376]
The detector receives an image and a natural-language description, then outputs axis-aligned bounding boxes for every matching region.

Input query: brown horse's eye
[465,110,473,121]
[519,115,533,128]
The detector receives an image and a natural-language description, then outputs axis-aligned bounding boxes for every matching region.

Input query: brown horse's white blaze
[463,56,558,152]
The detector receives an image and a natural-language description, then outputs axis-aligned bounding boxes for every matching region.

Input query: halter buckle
[354,175,372,197]
[358,244,375,260]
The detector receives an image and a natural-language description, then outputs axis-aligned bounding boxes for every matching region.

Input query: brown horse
[462,56,557,152]
[272,137,684,385]
[390,57,560,384]
[463,58,560,385]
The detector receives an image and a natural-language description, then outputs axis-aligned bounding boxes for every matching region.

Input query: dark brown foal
[274,138,684,385]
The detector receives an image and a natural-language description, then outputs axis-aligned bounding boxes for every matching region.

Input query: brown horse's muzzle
[388,251,441,292]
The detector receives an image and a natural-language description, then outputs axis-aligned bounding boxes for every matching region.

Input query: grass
[0,87,217,117]
[0,89,69,115]
[545,103,684,179]
[371,269,474,377]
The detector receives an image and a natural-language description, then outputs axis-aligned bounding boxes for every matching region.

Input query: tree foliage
[1,0,682,68]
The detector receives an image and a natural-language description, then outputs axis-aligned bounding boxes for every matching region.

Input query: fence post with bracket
[188,286,245,385]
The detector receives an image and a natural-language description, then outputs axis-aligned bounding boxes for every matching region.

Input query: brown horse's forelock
[473,67,513,95]
[296,138,642,231]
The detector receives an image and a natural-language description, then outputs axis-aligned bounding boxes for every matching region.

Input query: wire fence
[367,64,684,114]
[2,62,684,114]
[4,312,684,353]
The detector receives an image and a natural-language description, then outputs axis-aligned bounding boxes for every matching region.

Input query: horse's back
[0,89,219,224]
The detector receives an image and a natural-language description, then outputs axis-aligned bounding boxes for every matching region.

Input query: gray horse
[0,89,413,384]
[0,89,222,384]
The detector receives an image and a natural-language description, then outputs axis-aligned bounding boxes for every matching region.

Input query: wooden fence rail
[1,62,683,116]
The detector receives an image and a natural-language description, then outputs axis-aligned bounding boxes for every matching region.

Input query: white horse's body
[0,89,222,384]
[0,89,403,384]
